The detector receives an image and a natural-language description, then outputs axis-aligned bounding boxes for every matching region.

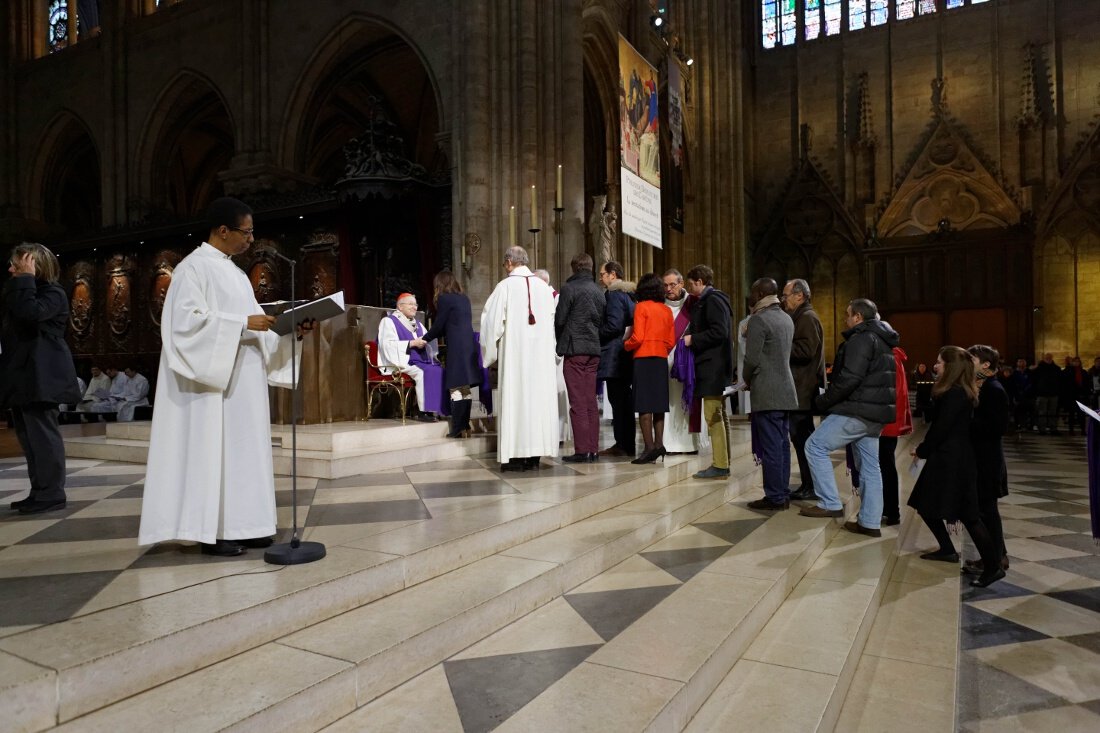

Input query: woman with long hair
[415,271,480,438]
[624,273,675,464]
[964,344,1010,576]
[907,345,1004,587]
[1,243,82,514]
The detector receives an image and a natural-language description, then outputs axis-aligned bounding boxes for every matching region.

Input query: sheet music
[1077,401,1100,424]
[269,291,345,336]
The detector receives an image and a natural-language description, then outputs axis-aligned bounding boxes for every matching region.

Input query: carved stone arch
[25,109,102,231]
[1036,120,1100,238]
[133,69,237,220]
[877,118,1021,237]
[278,14,445,180]
[582,4,622,193]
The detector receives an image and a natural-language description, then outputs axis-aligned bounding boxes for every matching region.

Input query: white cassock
[77,373,111,411]
[115,372,150,422]
[138,243,297,546]
[481,265,559,463]
[664,295,709,453]
[377,314,439,411]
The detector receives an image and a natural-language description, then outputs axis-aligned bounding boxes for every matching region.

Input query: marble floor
[1,423,1098,732]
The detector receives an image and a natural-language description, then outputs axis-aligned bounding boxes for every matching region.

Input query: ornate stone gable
[1036,117,1100,237]
[877,81,1022,238]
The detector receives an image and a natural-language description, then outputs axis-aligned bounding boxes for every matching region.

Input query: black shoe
[789,487,817,502]
[9,496,33,511]
[416,413,438,423]
[17,499,67,515]
[501,459,526,472]
[844,520,882,538]
[631,447,667,465]
[237,537,274,548]
[562,453,590,463]
[201,540,245,556]
[970,568,1006,588]
[919,550,960,563]
[747,497,790,510]
[881,516,901,527]
[523,456,542,470]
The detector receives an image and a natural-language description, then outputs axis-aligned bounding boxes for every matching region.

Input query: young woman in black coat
[1,243,82,514]
[964,344,1011,576]
[415,271,480,438]
[908,345,1004,588]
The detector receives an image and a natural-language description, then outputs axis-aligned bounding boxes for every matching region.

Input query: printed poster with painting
[618,34,662,249]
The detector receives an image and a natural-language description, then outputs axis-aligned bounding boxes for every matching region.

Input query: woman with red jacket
[624,273,675,464]
[880,343,913,525]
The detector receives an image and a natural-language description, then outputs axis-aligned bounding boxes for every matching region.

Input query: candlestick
[556,165,563,209]
[509,205,516,247]
[530,185,538,229]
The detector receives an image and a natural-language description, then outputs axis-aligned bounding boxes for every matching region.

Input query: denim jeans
[805,413,883,529]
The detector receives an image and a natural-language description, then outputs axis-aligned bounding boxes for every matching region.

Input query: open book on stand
[261,291,345,336]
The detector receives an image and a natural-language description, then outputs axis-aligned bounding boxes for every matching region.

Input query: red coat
[624,300,675,359]
[881,346,913,437]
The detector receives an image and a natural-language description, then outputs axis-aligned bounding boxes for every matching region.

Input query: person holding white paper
[138,197,308,556]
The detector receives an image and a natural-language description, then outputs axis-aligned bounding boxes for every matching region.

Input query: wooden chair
[364,340,415,424]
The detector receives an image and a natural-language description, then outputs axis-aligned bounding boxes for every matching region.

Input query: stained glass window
[897,0,915,20]
[850,0,867,30]
[824,0,842,35]
[48,0,69,54]
[919,0,937,13]
[780,0,797,46]
[805,0,821,40]
[870,0,889,26]
[762,1,778,48]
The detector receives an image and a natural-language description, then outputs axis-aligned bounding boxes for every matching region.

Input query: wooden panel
[883,311,943,369]
[948,308,1008,354]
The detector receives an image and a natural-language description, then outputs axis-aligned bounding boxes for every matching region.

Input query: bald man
[377,292,445,421]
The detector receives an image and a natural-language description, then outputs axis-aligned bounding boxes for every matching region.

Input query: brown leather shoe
[799,505,844,518]
[599,445,630,457]
[843,521,882,538]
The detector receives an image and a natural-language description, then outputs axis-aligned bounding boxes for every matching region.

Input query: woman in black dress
[907,345,1004,588]
[415,271,480,438]
[623,273,675,464]
[964,344,1011,576]
[1,243,82,514]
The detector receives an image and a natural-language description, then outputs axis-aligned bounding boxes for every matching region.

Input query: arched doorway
[27,111,102,234]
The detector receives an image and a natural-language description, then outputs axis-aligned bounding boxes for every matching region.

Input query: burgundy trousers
[564,354,600,453]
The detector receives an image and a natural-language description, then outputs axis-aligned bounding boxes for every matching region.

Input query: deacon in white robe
[376,292,441,414]
[481,247,559,466]
[533,269,571,444]
[662,270,709,454]
[88,368,129,413]
[139,207,298,551]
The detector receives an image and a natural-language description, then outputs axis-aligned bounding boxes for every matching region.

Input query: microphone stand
[265,251,326,565]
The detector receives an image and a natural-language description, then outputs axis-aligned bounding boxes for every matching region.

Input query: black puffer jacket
[814,318,897,425]
[556,270,605,357]
[0,275,81,408]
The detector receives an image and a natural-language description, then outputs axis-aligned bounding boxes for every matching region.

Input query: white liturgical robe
[138,243,297,546]
[480,265,559,463]
[377,313,439,410]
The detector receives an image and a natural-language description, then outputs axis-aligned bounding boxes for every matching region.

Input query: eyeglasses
[229,227,255,236]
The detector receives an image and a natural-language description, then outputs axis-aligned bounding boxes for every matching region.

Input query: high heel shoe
[631,447,667,465]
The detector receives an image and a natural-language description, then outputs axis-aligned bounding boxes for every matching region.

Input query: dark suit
[422,293,480,390]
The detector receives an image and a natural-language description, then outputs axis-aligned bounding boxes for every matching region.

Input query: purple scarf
[671,339,696,411]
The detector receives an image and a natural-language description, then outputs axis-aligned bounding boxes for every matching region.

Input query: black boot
[447,399,472,438]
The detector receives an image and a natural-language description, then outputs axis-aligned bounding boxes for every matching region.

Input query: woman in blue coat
[417,271,480,438]
[1,243,82,514]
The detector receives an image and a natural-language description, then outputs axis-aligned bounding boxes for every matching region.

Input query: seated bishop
[377,292,446,421]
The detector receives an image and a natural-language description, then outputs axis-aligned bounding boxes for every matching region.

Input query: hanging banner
[667,52,685,232]
[619,35,662,249]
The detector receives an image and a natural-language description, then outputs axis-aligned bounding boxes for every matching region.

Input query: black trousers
[918,508,1001,569]
[605,378,636,454]
[978,495,1007,557]
[788,410,816,493]
[880,436,899,520]
[11,404,68,503]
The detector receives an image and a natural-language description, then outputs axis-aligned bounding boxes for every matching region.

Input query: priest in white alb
[663,269,709,454]
[138,197,304,557]
[481,246,559,471]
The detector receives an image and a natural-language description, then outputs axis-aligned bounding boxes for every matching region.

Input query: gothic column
[101,0,128,227]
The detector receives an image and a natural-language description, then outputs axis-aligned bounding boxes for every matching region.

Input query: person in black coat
[1,243,82,514]
[908,345,1004,588]
[597,261,636,456]
[964,344,1010,576]
[415,271,480,438]
[684,264,734,479]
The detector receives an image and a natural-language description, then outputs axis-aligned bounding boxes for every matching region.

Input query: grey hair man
[556,252,606,462]
[782,278,824,502]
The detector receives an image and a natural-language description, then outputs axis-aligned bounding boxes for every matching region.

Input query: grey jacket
[742,303,799,411]
[556,270,605,356]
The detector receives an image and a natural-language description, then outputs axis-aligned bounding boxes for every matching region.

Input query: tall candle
[509,205,516,246]
[556,165,563,208]
[530,185,538,229]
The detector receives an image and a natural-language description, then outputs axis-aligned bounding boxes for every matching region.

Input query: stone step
[1,439,754,730]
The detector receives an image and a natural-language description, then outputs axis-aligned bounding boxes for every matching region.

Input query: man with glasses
[782,278,824,502]
[139,197,310,556]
